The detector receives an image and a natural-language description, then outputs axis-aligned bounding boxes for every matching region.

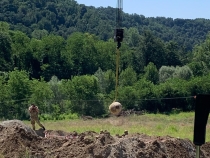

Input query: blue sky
[76,0,210,19]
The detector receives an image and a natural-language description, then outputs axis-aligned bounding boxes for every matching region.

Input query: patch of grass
[24,147,32,158]
[0,154,4,158]
[24,112,210,142]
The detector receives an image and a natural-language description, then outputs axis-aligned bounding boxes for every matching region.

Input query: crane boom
[116,0,123,29]
[114,0,124,49]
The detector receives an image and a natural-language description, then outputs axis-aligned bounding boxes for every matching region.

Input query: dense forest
[0,0,210,120]
[1,0,210,51]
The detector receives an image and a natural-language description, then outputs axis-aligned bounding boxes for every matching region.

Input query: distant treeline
[0,0,210,51]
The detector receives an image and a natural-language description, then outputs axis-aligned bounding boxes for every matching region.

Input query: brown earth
[0,120,210,158]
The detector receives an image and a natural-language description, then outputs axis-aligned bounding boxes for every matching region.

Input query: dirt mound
[0,119,37,136]
[0,120,210,158]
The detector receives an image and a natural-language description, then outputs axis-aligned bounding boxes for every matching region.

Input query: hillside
[1,0,210,122]
[0,0,210,51]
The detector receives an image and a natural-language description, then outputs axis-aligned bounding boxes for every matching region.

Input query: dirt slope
[0,120,210,158]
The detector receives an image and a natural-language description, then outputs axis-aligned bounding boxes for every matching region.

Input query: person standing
[28,104,45,130]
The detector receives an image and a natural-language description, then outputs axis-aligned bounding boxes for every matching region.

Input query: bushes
[159,66,175,82]
[36,73,210,116]
[118,86,138,110]
[155,79,190,112]
[159,65,193,83]
[173,66,193,80]
[134,79,158,112]
[1,69,210,120]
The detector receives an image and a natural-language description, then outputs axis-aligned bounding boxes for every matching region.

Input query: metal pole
[196,146,200,158]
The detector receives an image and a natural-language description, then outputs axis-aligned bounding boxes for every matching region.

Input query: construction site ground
[0,120,210,158]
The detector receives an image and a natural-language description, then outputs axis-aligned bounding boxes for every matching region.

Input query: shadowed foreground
[0,120,210,158]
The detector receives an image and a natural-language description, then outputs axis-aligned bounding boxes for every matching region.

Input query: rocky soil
[0,120,210,158]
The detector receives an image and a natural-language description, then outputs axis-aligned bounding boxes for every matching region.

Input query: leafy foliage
[143,62,159,84]
[173,66,193,80]
[119,66,137,87]
[62,75,105,116]
[159,65,193,83]
[159,66,176,83]
[1,2,210,119]
[0,30,12,71]
[0,1,210,51]
[7,69,31,119]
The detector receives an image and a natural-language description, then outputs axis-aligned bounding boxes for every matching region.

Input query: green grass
[24,112,210,142]
[0,154,4,158]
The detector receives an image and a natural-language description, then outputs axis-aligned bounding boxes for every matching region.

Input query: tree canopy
[0,0,210,51]
[1,1,210,119]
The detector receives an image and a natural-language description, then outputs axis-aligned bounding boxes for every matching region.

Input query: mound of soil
[0,120,210,158]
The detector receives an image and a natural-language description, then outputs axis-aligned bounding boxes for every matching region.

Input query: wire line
[115,48,120,101]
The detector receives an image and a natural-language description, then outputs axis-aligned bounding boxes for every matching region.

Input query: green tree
[188,61,206,77]
[143,62,159,84]
[7,69,32,119]
[134,78,157,111]
[191,33,210,73]
[47,76,68,113]
[11,31,31,71]
[39,34,66,80]
[130,48,145,74]
[126,27,141,48]
[104,69,116,95]
[29,77,54,114]
[165,41,182,66]
[31,29,48,39]
[0,75,10,119]
[0,31,12,71]
[159,66,176,83]
[0,22,10,31]
[94,68,116,96]
[119,66,137,87]
[94,67,106,93]
[186,74,210,96]
[95,40,116,71]
[63,75,105,116]
[118,86,137,110]
[173,65,193,80]
[28,38,43,79]
[155,79,189,112]
[141,30,167,69]
[66,32,100,75]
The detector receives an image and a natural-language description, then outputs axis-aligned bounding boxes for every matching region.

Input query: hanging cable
[0,95,195,104]
[114,0,124,101]
[114,48,120,101]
